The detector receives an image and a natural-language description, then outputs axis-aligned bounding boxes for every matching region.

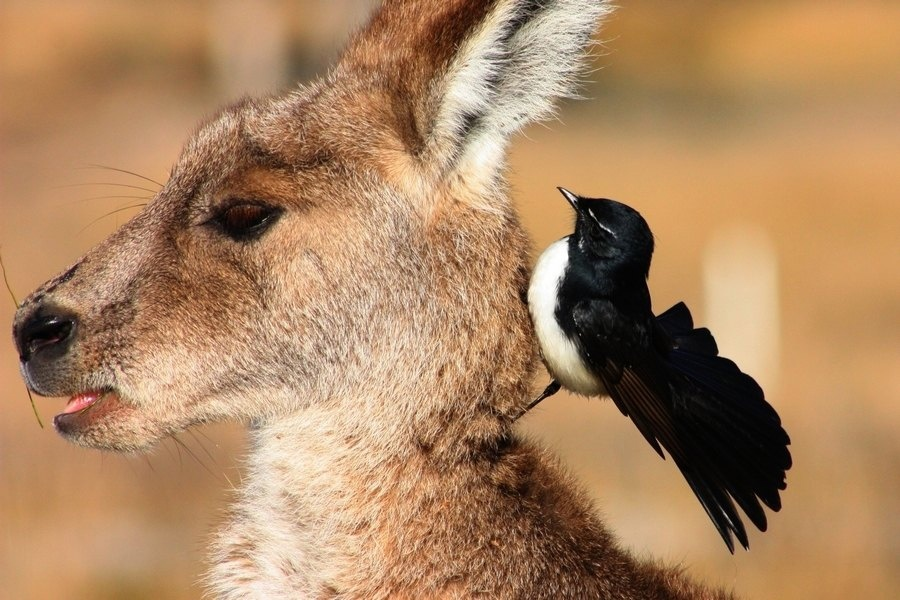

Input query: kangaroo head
[13,0,608,453]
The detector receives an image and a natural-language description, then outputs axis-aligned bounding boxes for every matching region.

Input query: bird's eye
[210,201,283,241]
[588,213,617,239]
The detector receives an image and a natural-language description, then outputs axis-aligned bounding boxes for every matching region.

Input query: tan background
[1,1,898,598]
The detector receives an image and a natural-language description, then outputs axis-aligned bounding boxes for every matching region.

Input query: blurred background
[1,1,898,598]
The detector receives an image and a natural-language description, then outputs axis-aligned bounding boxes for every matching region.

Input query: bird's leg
[525,380,562,414]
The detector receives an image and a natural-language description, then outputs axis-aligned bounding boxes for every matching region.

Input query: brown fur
[13,1,734,598]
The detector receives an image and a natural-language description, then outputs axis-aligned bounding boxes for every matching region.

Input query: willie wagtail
[527,187,791,552]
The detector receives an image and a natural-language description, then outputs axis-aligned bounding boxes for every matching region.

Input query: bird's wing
[570,299,689,462]
[569,299,678,458]
[570,299,786,552]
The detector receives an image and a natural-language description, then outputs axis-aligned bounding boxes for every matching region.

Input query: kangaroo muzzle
[13,302,79,396]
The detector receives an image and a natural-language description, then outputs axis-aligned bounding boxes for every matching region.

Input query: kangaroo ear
[335,0,611,201]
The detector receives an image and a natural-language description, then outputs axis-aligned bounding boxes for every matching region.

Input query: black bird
[527,187,791,552]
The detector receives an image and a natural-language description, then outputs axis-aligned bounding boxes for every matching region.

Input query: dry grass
[1,2,898,598]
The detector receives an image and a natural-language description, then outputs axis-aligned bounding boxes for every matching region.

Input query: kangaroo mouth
[54,389,122,430]
[50,387,161,452]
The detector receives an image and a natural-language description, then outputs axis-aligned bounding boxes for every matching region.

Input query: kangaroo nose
[15,310,77,363]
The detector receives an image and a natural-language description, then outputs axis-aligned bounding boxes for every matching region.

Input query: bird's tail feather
[654,302,792,546]
[656,301,718,355]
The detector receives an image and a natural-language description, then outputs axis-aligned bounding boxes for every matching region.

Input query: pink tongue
[63,391,102,415]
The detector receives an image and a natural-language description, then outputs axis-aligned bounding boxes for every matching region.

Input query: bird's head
[559,187,654,274]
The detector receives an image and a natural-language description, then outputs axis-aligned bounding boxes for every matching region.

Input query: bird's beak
[557,187,580,212]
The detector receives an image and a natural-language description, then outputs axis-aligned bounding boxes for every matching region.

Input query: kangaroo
[13,1,735,598]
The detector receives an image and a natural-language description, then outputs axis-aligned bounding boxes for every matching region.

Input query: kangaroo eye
[211,201,282,241]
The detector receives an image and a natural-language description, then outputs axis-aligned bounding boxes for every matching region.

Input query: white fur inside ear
[428,0,612,194]
[428,2,519,168]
